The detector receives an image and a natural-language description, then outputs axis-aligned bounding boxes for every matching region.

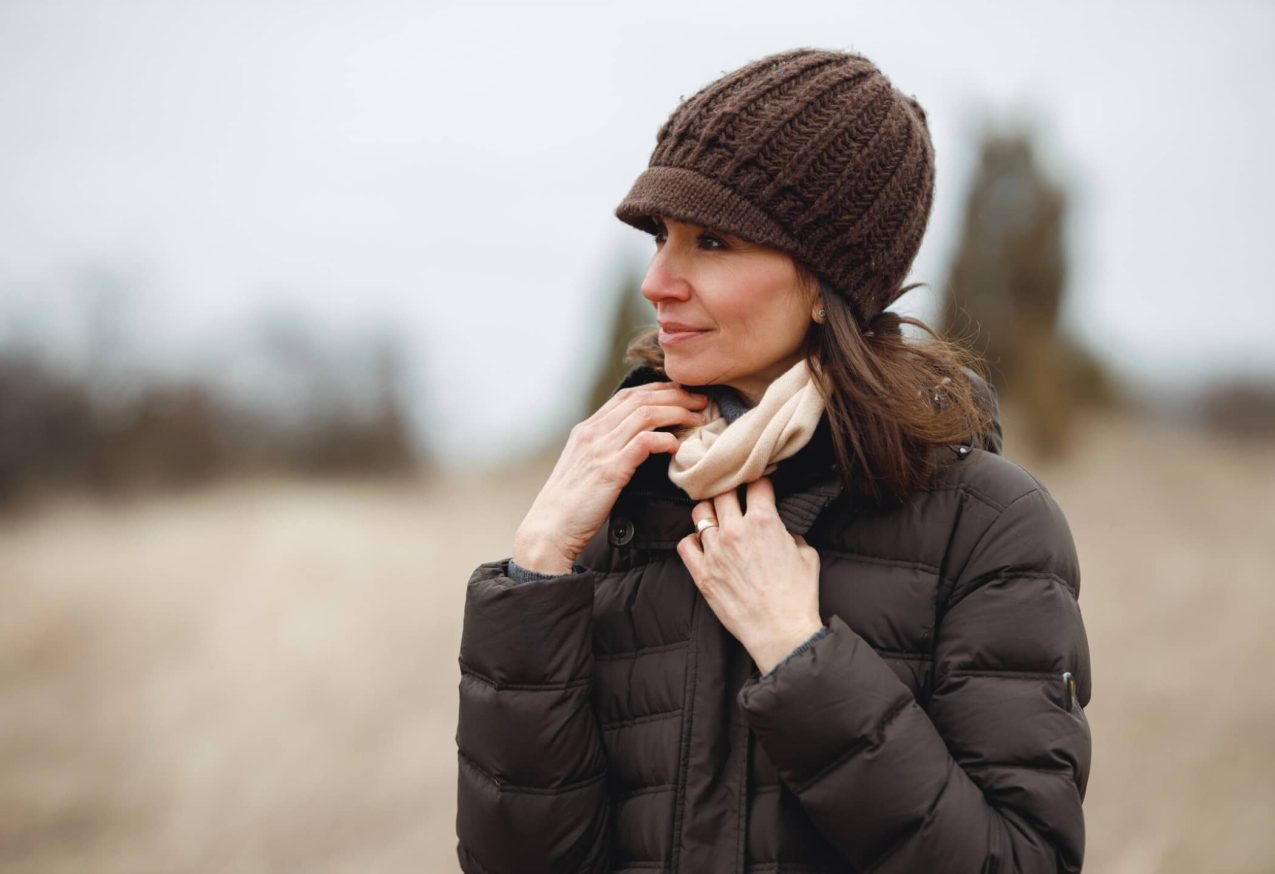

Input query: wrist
[512,529,575,575]
[751,619,826,676]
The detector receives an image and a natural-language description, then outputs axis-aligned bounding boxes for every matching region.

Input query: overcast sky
[2,0,1273,463]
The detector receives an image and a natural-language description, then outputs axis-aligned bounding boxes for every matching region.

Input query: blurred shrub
[0,335,416,507]
[1196,378,1275,439]
[0,351,104,501]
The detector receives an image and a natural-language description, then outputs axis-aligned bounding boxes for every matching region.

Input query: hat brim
[614,166,799,253]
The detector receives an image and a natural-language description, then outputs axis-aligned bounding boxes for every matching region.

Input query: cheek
[708,260,809,348]
[737,293,808,346]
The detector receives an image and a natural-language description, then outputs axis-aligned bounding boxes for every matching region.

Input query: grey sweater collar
[705,384,751,424]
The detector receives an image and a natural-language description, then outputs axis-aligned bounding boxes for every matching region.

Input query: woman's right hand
[512,381,710,575]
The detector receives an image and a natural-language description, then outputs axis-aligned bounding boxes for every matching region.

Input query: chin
[662,355,716,388]
[661,355,693,384]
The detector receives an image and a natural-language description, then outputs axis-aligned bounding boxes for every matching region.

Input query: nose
[640,246,692,306]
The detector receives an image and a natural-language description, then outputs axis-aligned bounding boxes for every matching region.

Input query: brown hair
[624,264,995,507]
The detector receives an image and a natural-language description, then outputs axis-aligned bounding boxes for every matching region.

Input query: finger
[676,531,706,577]
[608,387,711,435]
[595,385,710,432]
[691,500,717,528]
[617,429,681,469]
[690,501,721,546]
[744,476,777,514]
[712,486,743,524]
[591,381,675,417]
[588,384,701,435]
[609,404,707,448]
[615,383,710,410]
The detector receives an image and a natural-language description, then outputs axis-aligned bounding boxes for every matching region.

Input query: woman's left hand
[677,477,824,675]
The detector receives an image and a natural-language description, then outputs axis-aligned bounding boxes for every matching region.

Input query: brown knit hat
[615,47,935,325]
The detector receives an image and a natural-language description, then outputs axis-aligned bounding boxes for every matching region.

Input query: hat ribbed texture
[615,48,935,324]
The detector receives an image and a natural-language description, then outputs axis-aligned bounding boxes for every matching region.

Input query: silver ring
[695,518,719,536]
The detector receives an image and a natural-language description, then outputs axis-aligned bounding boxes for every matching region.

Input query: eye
[647,219,729,251]
[698,232,728,251]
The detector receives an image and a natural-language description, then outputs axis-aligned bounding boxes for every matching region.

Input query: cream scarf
[668,358,827,501]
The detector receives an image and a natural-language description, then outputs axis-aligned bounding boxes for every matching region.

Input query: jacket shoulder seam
[924,479,1006,513]
[941,450,1051,511]
[956,488,1046,579]
[958,482,1008,513]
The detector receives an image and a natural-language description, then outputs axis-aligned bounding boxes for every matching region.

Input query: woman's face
[641,216,817,405]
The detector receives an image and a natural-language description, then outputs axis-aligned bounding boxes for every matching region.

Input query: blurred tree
[250,314,417,475]
[586,259,652,418]
[295,330,416,475]
[941,129,1117,457]
[103,385,230,489]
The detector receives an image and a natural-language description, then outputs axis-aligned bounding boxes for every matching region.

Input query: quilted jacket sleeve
[455,560,612,873]
[738,486,1091,873]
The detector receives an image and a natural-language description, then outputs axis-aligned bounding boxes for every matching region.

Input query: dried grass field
[2,410,1274,873]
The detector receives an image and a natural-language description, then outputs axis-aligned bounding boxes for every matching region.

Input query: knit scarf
[668,358,826,501]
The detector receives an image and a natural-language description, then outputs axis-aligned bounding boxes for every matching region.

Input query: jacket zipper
[1061,671,1078,711]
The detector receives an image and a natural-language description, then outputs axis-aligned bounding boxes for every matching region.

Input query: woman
[456,48,1091,874]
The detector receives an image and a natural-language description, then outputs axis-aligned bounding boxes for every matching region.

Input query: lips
[657,323,710,346]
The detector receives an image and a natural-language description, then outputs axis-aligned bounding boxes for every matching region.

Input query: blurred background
[2,1,1273,871]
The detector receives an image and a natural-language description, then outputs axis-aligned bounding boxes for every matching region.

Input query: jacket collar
[610,366,846,545]
[607,362,1004,547]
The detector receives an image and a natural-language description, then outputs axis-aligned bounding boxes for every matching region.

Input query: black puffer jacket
[456,368,1091,873]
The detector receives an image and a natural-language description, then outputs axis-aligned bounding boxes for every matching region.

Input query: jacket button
[610,516,635,546]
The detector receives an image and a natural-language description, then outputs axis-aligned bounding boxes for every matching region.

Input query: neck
[667,356,827,501]
[726,353,808,406]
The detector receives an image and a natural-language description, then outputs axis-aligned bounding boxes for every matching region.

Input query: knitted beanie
[615,47,935,325]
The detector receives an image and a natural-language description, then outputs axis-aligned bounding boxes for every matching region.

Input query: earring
[816,307,826,321]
